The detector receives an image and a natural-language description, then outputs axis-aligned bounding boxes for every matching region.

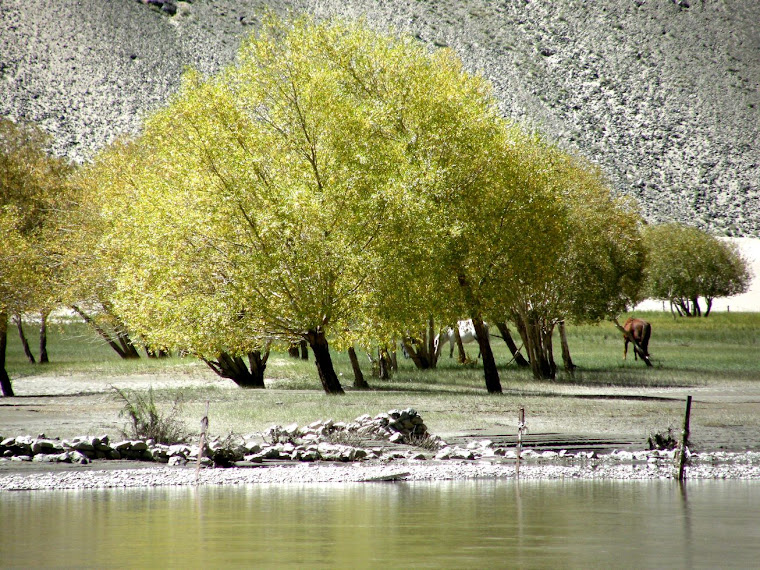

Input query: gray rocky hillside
[2,0,758,236]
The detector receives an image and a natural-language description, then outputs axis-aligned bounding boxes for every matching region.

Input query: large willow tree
[88,17,534,394]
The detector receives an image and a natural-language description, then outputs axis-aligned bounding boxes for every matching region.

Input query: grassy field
[4,312,760,447]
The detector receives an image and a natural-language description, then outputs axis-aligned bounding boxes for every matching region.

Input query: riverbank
[3,449,760,491]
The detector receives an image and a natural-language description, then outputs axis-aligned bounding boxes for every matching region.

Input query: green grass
[4,312,760,442]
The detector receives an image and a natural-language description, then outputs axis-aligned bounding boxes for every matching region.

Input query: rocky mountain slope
[2,0,758,236]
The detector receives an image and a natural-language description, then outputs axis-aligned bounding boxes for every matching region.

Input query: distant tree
[0,119,72,395]
[643,223,751,317]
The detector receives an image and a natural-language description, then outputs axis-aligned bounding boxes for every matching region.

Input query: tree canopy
[72,16,651,393]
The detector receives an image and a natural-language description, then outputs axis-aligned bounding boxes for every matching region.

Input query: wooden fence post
[196,400,209,485]
[678,396,692,482]
[517,407,526,478]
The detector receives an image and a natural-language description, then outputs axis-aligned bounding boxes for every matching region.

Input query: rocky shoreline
[3,450,760,491]
[2,408,760,491]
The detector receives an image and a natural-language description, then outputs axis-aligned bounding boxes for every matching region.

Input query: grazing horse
[435,320,486,359]
[623,317,651,361]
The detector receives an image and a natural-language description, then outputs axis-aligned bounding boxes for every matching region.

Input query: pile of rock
[0,408,452,467]
[264,408,437,446]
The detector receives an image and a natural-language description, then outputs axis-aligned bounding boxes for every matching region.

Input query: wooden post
[196,400,209,485]
[678,396,692,482]
[516,407,526,478]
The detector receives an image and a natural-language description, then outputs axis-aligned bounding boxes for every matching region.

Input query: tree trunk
[0,312,14,397]
[204,349,267,388]
[348,347,369,389]
[558,320,576,375]
[13,314,35,364]
[288,343,300,358]
[146,347,170,358]
[71,305,141,359]
[377,346,392,380]
[299,340,309,360]
[692,297,702,317]
[453,325,467,363]
[471,316,502,393]
[390,347,398,371]
[39,310,49,364]
[248,349,269,386]
[515,313,556,380]
[495,321,529,368]
[401,338,431,370]
[705,297,713,317]
[117,329,141,359]
[427,318,438,369]
[306,329,344,394]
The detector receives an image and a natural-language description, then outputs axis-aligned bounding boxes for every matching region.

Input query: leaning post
[678,396,692,482]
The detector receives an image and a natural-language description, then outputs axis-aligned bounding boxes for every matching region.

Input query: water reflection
[2,479,760,568]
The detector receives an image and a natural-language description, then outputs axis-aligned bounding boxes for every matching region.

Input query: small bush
[113,386,188,444]
[407,433,442,451]
[325,430,363,447]
[647,426,678,450]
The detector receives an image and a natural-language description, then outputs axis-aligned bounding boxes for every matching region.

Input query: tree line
[0,17,750,397]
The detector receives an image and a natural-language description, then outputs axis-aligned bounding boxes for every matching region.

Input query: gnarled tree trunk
[401,337,431,370]
[457,273,502,393]
[204,348,269,388]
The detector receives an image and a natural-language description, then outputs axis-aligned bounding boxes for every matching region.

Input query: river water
[2,479,759,568]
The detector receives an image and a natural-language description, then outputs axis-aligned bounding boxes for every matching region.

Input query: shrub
[113,386,188,444]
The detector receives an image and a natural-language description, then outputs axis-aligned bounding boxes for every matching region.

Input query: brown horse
[623,317,651,361]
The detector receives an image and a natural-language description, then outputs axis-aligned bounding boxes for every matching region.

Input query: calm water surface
[2,479,759,568]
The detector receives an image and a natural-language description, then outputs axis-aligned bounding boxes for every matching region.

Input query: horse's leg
[633,334,639,360]
[624,338,629,360]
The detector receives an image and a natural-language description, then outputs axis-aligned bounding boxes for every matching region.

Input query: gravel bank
[3,451,760,491]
